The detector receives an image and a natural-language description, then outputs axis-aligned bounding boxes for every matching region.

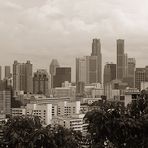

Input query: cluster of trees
[84,90,148,148]
[1,116,82,148]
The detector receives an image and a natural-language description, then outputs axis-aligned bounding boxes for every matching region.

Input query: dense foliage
[84,90,148,148]
[1,116,82,148]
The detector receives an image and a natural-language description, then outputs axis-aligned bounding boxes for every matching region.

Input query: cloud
[0,0,148,80]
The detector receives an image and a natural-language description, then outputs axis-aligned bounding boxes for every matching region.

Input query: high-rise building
[13,60,33,94]
[76,57,87,84]
[50,59,60,88]
[117,39,125,80]
[53,67,71,88]
[76,56,98,84]
[33,69,50,96]
[5,66,11,78]
[135,68,146,90]
[104,63,116,85]
[127,58,136,88]
[91,39,102,83]
[123,53,128,78]
[0,90,11,114]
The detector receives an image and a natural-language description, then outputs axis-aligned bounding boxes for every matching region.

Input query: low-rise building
[52,114,87,133]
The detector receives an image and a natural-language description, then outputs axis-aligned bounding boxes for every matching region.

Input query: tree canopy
[84,90,148,148]
[1,116,82,148]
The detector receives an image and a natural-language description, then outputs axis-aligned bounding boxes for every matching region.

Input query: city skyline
[0,38,147,82]
[0,0,148,78]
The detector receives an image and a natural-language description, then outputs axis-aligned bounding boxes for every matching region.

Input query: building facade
[33,69,50,96]
[0,91,11,115]
[53,67,71,88]
[13,60,33,94]
[135,68,146,90]
[50,59,60,88]
[5,66,11,78]
[117,39,125,80]
[76,56,98,84]
[104,63,116,85]
[91,39,102,83]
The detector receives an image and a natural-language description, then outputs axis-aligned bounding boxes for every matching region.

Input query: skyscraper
[53,67,71,88]
[76,57,87,84]
[33,69,50,96]
[123,53,128,78]
[50,59,60,88]
[88,56,98,83]
[5,66,11,78]
[13,60,33,93]
[76,56,98,84]
[91,39,102,83]
[104,63,116,85]
[127,58,136,88]
[117,39,125,80]
[135,68,146,90]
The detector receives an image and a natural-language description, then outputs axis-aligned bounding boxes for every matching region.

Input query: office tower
[53,67,71,88]
[135,68,146,90]
[76,56,98,84]
[123,53,128,78]
[0,90,11,114]
[91,39,102,83]
[117,39,125,80]
[76,57,87,84]
[5,66,11,78]
[88,56,98,83]
[33,69,50,96]
[0,66,1,81]
[13,60,33,94]
[104,63,116,85]
[127,58,136,88]
[50,59,60,88]
[25,61,33,93]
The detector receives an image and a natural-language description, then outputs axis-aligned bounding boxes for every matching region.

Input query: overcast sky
[0,0,148,80]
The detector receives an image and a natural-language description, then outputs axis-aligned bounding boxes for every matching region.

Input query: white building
[58,101,80,116]
[141,81,148,90]
[52,114,87,133]
[12,103,53,125]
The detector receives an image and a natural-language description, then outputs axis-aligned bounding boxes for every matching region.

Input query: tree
[84,93,148,148]
[3,115,42,148]
[2,116,82,148]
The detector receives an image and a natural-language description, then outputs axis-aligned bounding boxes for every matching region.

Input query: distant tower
[33,69,50,96]
[104,63,116,85]
[135,68,146,90]
[117,39,125,80]
[76,56,98,84]
[49,59,60,88]
[91,39,102,83]
[76,57,87,84]
[5,66,11,78]
[53,67,71,88]
[128,58,136,88]
[13,60,33,94]
[123,53,128,78]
